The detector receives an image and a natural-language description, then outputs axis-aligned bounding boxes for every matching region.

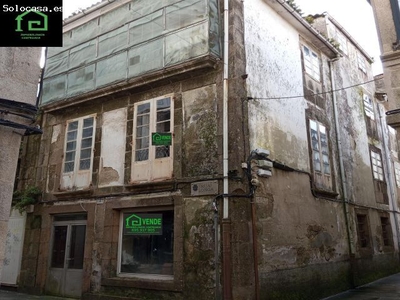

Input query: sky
[63,0,383,75]
[295,0,382,75]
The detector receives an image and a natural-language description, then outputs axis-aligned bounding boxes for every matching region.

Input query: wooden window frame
[356,213,371,249]
[61,114,96,190]
[302,45,321,82]
[131,95,174,183]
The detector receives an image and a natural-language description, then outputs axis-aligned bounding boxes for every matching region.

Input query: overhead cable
[247,78,376,101]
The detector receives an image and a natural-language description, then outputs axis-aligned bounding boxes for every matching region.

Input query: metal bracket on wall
[0,97,43,135]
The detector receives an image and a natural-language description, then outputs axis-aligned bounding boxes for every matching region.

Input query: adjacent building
[14,1,400,299]
[368,0,400,128]
[0,48,42,285]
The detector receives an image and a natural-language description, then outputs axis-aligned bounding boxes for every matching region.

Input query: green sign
[152,132,172,146]
[124,213,163,235]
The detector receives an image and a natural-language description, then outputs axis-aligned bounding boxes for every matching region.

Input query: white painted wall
[1,210,26,285]
[244,0,309,170]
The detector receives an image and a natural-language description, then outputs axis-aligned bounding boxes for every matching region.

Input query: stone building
[0,48,42,284]
[368,0,400,128]
[15,0,400,299]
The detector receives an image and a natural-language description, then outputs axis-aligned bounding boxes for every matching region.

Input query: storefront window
[119,210,174,276]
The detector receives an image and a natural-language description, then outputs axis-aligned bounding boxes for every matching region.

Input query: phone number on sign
[2,5,62,13]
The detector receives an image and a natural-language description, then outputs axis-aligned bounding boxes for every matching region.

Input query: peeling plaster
[51,125,61,144]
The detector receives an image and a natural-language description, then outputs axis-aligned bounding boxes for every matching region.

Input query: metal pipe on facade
[329,59,356,286]
[222,0,232,298]
[377,106,400,252]
[250,199,260,300]
[214,200,220,300]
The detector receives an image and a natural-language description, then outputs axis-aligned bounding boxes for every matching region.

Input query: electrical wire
[247,78,376,101]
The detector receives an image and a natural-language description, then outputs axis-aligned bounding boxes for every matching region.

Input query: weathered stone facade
[15,1,400,300]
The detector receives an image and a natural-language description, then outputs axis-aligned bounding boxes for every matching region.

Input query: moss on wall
[183,201,216,300]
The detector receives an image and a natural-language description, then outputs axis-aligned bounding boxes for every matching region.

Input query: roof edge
[271,0,340,58]
[315,12,374,63]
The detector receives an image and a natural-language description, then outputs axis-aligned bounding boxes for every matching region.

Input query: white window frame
[357,52,367,73]
[61,114,96,190]
[303,45,320,82]
[309,120,331,176]
[131,95,174,183]
[336,31,348,55]
[371,150,384,181]
[363,93,375,120]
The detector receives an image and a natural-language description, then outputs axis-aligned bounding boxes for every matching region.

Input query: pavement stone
[323,272,400,300]
[0,289,75,300]
[1,273,400,299]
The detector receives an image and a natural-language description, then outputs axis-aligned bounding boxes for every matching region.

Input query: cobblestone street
[324,272,400,300]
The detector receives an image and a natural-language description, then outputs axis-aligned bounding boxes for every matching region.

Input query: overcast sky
[63,0,383,75]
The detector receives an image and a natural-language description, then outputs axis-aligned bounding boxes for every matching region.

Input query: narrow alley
[325,272,400,300]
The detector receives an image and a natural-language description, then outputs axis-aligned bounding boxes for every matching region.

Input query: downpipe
[329,59,356,287]
[222,0,232,297]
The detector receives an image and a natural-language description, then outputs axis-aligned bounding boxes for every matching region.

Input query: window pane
[310,120,317,130]
[319,125,326,134]
[135,149,149,161]
[83,117,94,128]
[137,115,150,126]
[81,137,92,148]
[137,103,150,115]
[64,161,74,173]
[311,129,319,151]
[323,154,330,174]
[313,151,321,172]
[67,130,77,141]
[156,121,170,133]
[67,141,76,151]
[157,98,171,110]
[82,127,93,138]
[136,137,149,149]
[68,225,86,269]
[156,146,170,158]
[68,121,78,131]
[79,159,91,170]
[80,148,91,159]
[157,110,170,122]
[65,151,76,162]
[136,125,149,138]
[121,211,174,275]
[51,226,67,268]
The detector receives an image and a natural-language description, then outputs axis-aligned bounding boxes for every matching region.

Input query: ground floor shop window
[119,210,174,276]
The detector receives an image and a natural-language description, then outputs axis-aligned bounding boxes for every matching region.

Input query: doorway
[46,214,86,298]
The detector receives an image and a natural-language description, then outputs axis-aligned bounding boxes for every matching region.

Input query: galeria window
[310,120,330,175]
[363,94,374,119]
[370,150,384,181]
[61,115,95,190]
[131,95,173,182]
[302,45,320,81]
[357,52,367,73]
[119,210,174,276]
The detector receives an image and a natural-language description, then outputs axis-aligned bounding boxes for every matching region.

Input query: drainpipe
[377,106,400,252]
[329,59,356,286]
[222,0,232,298]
